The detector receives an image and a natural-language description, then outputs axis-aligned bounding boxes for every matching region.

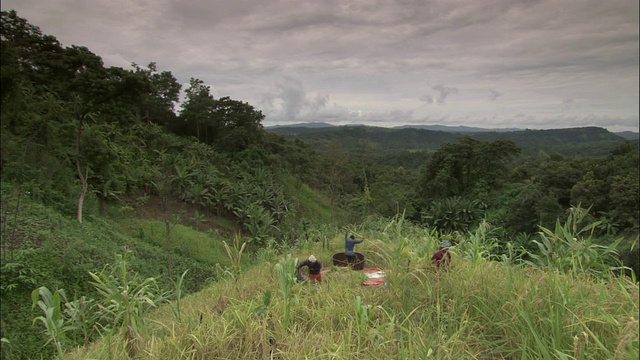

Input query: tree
[132,62,181,128]
[1,10,64,90]
[0,39,21,104]
[418,137,520,202]
[369,166,420,218]
[68,65,149,222]
[570,171,609,213]
[210,96,265,152]
[180,78,215,142]
[534,159,583,209]
[319,140,352,222]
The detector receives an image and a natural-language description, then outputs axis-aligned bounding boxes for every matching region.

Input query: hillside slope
[63,219,639,359]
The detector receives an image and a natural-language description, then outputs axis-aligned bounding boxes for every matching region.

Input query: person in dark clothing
[431,240,452,268]
[345,229,364,265]
[296,255,323,283]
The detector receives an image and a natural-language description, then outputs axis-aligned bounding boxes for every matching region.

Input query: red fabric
[362,278,385,286]
[309,273,322,283]
[431,249,451,267]
[361,268,391,286]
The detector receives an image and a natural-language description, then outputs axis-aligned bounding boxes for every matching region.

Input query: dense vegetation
[1,10,638,359]
[272,125,639,271]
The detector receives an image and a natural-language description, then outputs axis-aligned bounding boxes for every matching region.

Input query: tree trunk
[76,160,88,223]
[75,113,87,223]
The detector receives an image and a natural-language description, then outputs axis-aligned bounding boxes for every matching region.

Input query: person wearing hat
[431,240,452,268]
[296,255,323,283]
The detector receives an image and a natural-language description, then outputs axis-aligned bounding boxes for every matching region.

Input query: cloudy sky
[2,0,638,132]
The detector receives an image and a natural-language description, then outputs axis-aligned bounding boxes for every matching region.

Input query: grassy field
[63,219,639,360]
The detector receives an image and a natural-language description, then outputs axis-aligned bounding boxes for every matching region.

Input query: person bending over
[432,240,452,268]
[296,255,322,283]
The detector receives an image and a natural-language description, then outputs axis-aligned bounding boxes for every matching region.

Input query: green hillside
[1,10,638,359]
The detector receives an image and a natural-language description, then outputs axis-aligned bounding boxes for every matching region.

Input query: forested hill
[472,127,631,156]
[271,125,459,152]
[268,125,631,157]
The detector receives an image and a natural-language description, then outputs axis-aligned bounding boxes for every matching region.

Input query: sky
[2,0,639,132]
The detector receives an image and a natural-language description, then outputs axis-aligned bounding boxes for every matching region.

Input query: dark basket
[332,252,365,270]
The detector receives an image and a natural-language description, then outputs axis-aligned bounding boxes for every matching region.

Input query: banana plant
[422,196,485,233]
[183,182,212,206]
[234,202,278,246]
[170,161,196,194]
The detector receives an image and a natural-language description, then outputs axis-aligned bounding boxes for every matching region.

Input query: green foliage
[489,183,550,234]
[223,233,247,278]
[526,206,628,276]
[275,254,298,328]
[279,173,338,225]
[89,251,167,357]
[211,96,265,152]
[179,79,264,150]
[31,289,99,355]
[253,289,272,316]
[456,220,499,265]
[168,269,189,322]
[368,166,420,219]
[31,286,73,357]
[1,260,40,292]
[64,295,99,348]
[131,62,182,127]
[418,137,520,201]
[421,196,486,233]
[354,295,372,342]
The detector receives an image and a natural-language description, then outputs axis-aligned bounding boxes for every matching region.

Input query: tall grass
[275,254,298,329]
[527,206,630,277]
[62,216,639,359]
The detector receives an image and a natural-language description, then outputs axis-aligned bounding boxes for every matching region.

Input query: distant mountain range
[615,131,640,140]
[266,122,336,129]
[266,123,638,159]
[392,124,524,133]
[265,122,639,139]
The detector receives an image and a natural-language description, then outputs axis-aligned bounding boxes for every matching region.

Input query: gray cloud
[420,95,436,104]
[421,84,458,105]
[562,98,575,110]
[1,0,637,131]
[431,85,458,105]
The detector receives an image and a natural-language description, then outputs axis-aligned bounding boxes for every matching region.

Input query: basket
[332,252,365,270]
